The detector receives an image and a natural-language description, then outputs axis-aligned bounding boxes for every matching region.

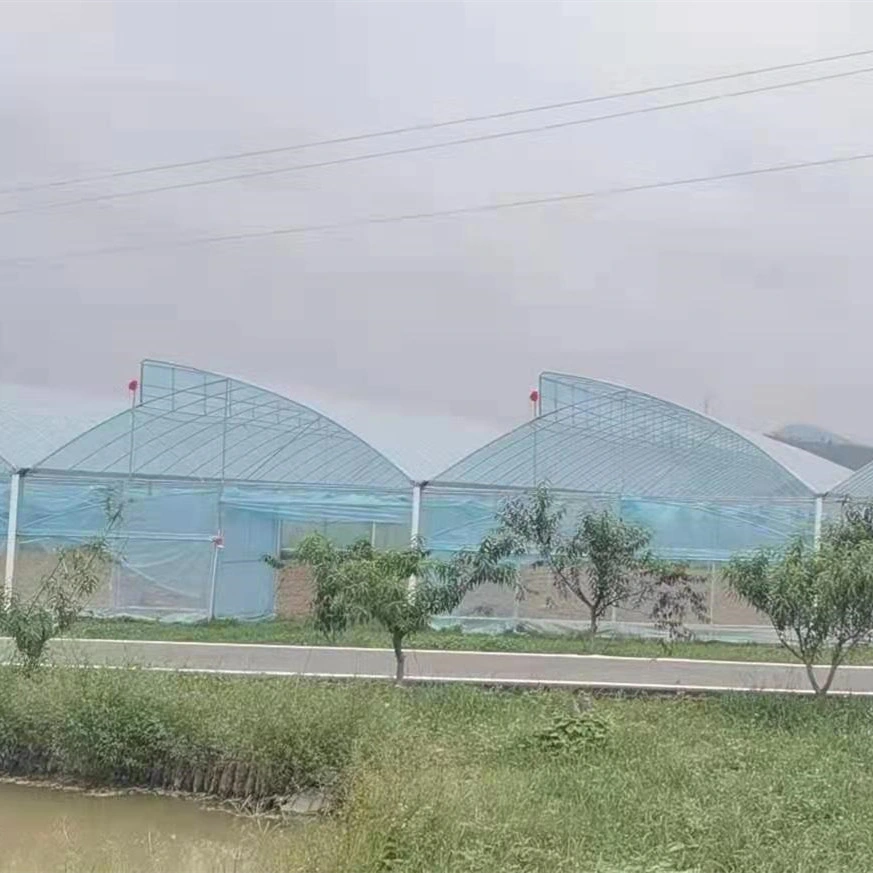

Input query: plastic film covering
[419,484,815,625]
[420,486,618,622]
[435,373,814,499]
[14,472,220,619]
[38,361,410,489]
[619,497,816,562]
[829,461,873,501]
[8,361,416,620]
[9,472,413,620]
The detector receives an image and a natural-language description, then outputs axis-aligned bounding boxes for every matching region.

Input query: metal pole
[4,472,21,607]
[410,483,422,544]
[813,496,824,549]
[409,483,423,594]
[709,562,716,624]
[207,537,221,620]
[531,397,538,486]
[208,380,231,622]
[220,379,230,480]
[127,389,137,478]
[117,383,138,612]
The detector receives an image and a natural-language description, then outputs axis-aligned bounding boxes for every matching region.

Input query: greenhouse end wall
[419,483,816,631]
[7,471,411,621]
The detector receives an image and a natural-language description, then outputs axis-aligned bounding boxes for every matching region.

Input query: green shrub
[0,667,372,798]
[528,708,613,755]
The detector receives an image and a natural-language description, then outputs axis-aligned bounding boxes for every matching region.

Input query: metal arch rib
[430,371,819,496]
[137,359,412,485]
[538,371,821,495]
[29,359,412,487]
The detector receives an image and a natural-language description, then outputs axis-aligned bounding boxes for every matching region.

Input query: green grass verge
[4,670,873,872]
[0,668,363,800]
[66,615,873,665]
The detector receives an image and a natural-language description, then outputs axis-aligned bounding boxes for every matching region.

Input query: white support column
[410,483,422,544]
[709,562,716,625]
[208,482,225,621]
[409,483,423,595]
[4,472,21,606]
[814,496,824,550]
[207,531,224,620]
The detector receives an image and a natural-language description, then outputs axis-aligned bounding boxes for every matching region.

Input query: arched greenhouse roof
[828,459,873,499]
[0,383,123,471]
[34,361,413,489]
[431,372,850,499]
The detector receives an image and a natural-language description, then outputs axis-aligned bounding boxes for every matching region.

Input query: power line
[3,63,873,218]
[3,47,873,198]
[4,149,871,267]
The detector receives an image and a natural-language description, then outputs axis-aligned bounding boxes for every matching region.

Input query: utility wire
[3,63,873,218]
[2,46,872,196]
[4,149,871,267]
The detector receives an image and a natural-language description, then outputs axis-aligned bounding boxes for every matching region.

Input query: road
[4,638,873,694]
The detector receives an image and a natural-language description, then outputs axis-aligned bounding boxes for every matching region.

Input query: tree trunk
[392,631,405,685]
[819,649,846,697]
[589,609,599,636]
[804,661,824,696]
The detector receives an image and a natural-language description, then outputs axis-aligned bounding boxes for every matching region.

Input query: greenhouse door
[213,506,277,619]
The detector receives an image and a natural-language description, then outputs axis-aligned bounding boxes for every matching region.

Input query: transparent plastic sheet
[619,497,816,562]
[221,485,411,524]
[823,494,862,526]
[12,475,414,621]
[215,506,276,619]
[420,485,815,560]
[420,484,816,629]
[217,485,412,618]
[14,473,220,618]
[437,373,816,499]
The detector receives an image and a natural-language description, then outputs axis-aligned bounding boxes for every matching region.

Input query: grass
[65,615,873,665]
[0,668,367,799]
[4,670,873,871]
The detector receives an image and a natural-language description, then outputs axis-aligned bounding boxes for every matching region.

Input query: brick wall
[274,563,315,619]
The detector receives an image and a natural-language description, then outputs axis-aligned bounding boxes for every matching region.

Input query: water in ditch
[0,781,304,872]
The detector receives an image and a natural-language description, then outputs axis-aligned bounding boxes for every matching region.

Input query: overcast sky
[2,0,873,438]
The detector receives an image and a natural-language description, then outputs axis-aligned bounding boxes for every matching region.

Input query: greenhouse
[0,361,861,629]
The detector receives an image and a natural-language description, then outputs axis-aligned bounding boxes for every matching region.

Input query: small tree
[833,500,873,547]
[495,485,651,634]
[645,560,707,652]
[293,533,516,683]
[1,490,123,673]
[726,524,873,696]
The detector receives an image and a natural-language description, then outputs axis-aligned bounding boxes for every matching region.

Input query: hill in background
[768,424,873,472]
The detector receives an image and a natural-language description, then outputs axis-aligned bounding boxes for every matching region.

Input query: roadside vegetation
[4,670,873,872]
[7,492,873,869]
[64,614,873,665]
[58,494,873,683]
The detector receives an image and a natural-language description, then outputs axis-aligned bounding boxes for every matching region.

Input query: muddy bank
[0,668,363,814]
[0,771,331,816]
